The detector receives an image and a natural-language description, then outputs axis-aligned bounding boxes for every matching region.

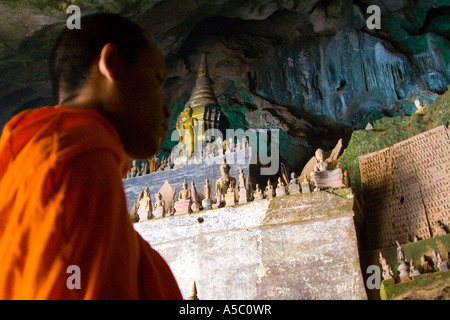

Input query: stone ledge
[134,189,366,299]
[381,270,450,300]
[263,189,354,226]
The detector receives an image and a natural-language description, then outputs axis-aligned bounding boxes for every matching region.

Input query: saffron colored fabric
[0,106,182,299]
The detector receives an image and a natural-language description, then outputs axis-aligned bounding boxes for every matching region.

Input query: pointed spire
[198,53,208,77]
[186,53,220,109]
[187,281,199,300]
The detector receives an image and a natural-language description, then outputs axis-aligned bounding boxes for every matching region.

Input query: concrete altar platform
[133,189,367,300]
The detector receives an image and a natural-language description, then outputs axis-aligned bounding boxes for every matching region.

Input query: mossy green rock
[380,270,450,300]
[339,86,450,204]
[361,234,450,300]
[263,188,354,226]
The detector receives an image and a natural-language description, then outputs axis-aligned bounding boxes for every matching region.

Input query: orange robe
[0,105,182,299]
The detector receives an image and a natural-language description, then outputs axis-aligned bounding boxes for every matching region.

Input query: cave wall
[0,0,449,175]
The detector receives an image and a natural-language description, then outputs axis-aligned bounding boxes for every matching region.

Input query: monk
[0,13,182,300]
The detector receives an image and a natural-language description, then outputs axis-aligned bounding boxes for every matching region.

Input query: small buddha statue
[242,137,249,149]
[409,259,421,277]
[179,179,191,201]
[204,178,211,200]
[276,177,287,197]
[302,177,311,193]
[289,172,299,186]
[277,177,285,188]
[379,252,394,280]
[264,179,275,199]
[205,142,214,158]
[289,172,300,194]
[253,184,264,201]
[225,180,236,207]
[215,137,224,156]
[397,260,410,281]
[191,180,199,203]
[313,149,327,172]
[246,176,253,201]
[130,160,139,177]
[215,160,236,205]
[136,189,152,221]
[238,168,246,189]
[396,241,405,263]
[190,180,201,212]
[236,139,242,151]
[227,137,235,153]
[153,192,165,218]
[144,187,152,219]
[311,148,339,191]
[130,200,140,223]
[238,168,249,204]
[140,161,149,175]
[174,179,193,215]
[202,178,213,210]
[168,155,174,169]
[159,158,167,171]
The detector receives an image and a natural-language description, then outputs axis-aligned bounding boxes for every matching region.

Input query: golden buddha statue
[175,53,228,156]
[176,106,198,158]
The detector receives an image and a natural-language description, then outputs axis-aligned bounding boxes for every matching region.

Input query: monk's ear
[98,43,121,82]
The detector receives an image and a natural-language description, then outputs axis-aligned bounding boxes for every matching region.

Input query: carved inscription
[359,125,449,249]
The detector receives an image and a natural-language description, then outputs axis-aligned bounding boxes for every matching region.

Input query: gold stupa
[177,53,225,145]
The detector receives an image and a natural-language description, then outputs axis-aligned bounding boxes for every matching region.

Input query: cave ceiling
[0,0,449,173]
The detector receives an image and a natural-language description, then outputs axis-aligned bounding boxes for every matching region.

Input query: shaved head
[50,13,150,104]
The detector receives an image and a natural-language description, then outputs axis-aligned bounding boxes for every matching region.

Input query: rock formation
[0,0,449,176]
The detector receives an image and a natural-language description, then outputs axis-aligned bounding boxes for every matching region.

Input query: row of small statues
[129,138,349,222]
[214,136,251,156]
[171,135,252,167]
[130,156,348,222]
[379,241,448,283]
[129,138,348,221]
[125,155,174,179]
[125,136,253,179]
